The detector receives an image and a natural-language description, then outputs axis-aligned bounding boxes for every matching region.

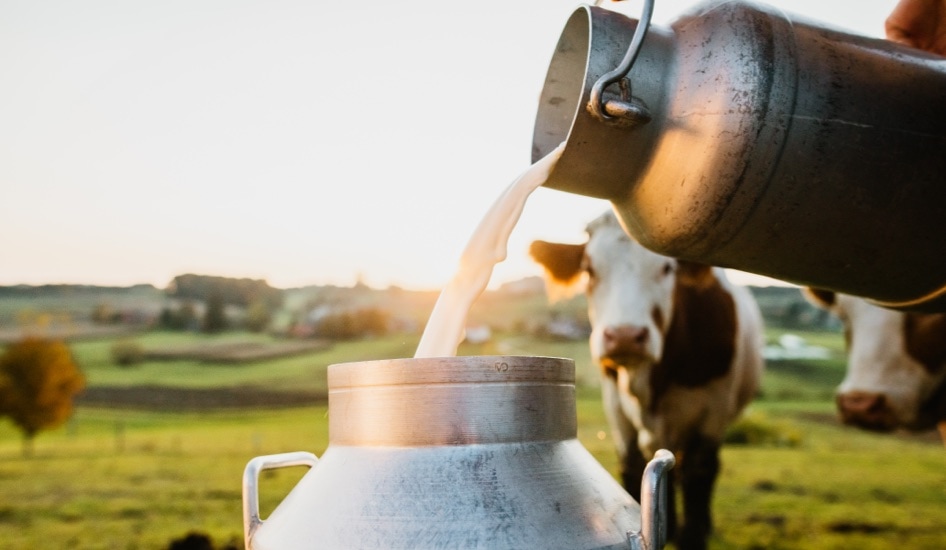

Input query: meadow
[1,321,945,548]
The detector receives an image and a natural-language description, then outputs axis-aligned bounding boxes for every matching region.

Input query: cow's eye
[661,262,674,276]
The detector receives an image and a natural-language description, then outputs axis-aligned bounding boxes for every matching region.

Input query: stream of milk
[414,142,566,358]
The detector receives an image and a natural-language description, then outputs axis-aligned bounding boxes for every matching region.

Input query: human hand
[885,0,946,55]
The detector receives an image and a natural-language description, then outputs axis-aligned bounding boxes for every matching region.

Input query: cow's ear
[675,260,714,288]
[529,241,585,284]
[803,287,836,309]
[529,240,587,301]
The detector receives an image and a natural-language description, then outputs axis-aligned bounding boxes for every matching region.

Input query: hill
[0,277,836,336]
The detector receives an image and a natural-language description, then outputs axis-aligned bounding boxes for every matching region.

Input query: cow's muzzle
[836,391,898,432]
[600,324,652,367]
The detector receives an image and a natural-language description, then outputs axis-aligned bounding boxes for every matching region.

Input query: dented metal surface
[243,356,674,549]
[533,0,946,311]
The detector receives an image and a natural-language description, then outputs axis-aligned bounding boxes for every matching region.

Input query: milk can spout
[533,0,946,312]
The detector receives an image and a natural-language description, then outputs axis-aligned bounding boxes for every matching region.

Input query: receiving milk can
[242,356,675,549]
[532,0,946,311]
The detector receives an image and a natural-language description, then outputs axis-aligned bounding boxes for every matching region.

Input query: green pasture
[70,326,846,401]
[72,332,420,392]
[1,328,945,549]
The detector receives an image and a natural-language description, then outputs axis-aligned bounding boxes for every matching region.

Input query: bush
[244,300,272,333]
[312,308,390,340]
[91,303,117,324]
[111,340,145,367]
[168,532,214,550]
[202,292,228,334]
[160,302,198,331]
[167,531,240,550]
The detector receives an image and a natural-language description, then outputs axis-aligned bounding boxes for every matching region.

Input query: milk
[414,143,565,358]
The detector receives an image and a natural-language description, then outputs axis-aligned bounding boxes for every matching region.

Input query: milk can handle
[588,0,655,126]
[243,451,319,550]
[628,449,675,550]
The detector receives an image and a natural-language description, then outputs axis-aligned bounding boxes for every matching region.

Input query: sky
[0,0,897,291]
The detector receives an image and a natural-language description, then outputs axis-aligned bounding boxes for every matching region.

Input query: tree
[0,337,86,456]
[312,307,390,340]
[167,273,283,310]
[244,299,273,333]
[159,301,198,331]
[91,302,116,324]
[202,292,227,334]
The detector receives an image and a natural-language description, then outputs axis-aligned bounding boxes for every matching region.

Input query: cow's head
[805,288,946,432]
[529,211,715,373]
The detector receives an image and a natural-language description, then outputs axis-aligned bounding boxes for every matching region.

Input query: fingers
[885,0,946,55]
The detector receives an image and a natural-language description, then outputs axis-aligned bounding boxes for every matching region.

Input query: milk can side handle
[242,451,319,550]
[627,449,675,550]
[588,0,655,128]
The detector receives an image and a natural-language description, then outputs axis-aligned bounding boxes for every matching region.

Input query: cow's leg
[677,435,720,550]
[602,374,678,540]
[601,375,645,499]
[620,439,648,501]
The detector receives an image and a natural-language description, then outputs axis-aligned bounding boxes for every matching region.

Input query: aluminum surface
[533,0,946,311]
[243,356,656,549]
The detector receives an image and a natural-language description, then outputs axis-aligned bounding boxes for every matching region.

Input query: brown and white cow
[804,288,946,439]
[529,211,764,550]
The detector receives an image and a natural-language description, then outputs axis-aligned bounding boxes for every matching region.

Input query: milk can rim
[327,355,575,389]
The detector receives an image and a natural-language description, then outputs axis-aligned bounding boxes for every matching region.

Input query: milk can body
[242,356,673,549]
[533,1,946,311]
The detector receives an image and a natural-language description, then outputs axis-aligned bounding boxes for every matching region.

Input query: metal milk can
[532,0,946,311]
[242,356,674,549]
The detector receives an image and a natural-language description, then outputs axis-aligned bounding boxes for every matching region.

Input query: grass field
[72,332,420,393]
[1,327,945,549]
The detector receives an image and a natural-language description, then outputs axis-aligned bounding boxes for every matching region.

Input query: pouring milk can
[242,356,675,549]
[532,0,946,311]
